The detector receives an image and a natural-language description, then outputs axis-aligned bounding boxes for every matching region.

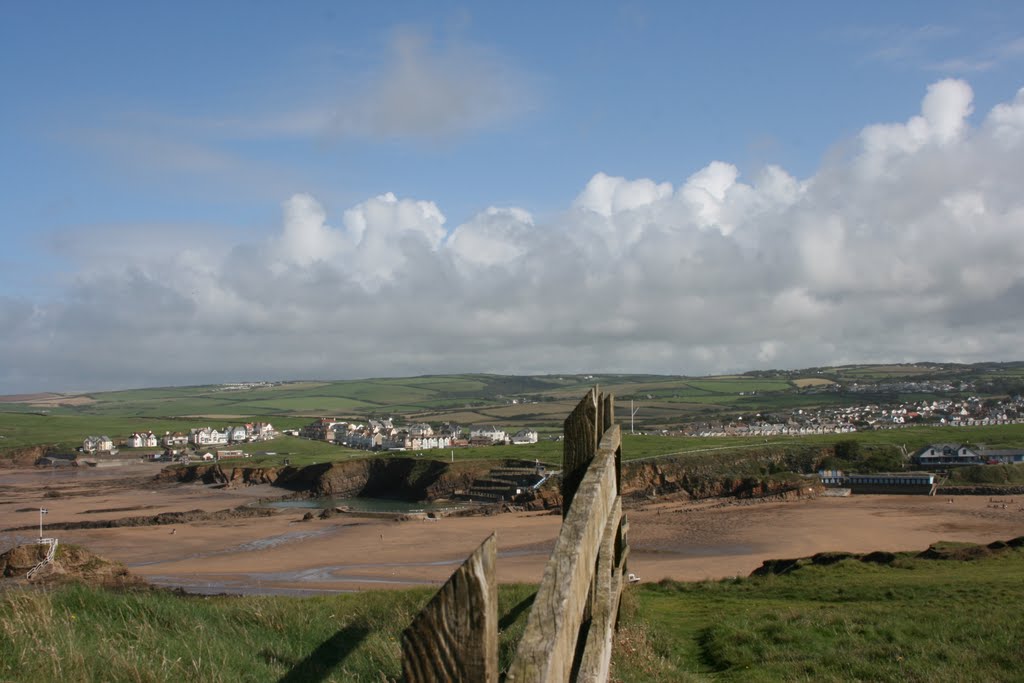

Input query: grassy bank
[946,462,1024,484]
[621,546,1024,682]
[2,545,1022,682]
[0,583,536,683]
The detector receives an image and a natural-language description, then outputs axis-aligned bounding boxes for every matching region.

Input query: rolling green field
[2,545,1022,682]
[3,363,1023,466]
[0,414,231,452]
[9,364,1022,427]
[5,407,1024,472]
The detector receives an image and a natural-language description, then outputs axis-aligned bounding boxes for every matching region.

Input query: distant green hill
[3,363,1024,461]
[2,362,1022,429]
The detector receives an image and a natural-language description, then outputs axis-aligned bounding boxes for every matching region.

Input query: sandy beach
[2,464,1023,594]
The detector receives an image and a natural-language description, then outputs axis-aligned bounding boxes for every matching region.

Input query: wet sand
[2,467,1023,593]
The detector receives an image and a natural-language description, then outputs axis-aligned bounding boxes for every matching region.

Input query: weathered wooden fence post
[561,388,614,518]
[400,387,628,683]
[401,533,499,683]
[505,388,627,683]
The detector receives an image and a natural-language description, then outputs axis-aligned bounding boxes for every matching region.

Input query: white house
[407,434,453,450]
[82,435,114,453]
[438,422,463,438]
[163,432,188,447]
[227,425,248,443]
[190,427,229,447]
[470,426,507,444]
[127,432,159,448]
[914,443,982,467]
[511,429,539,445]
[408,423,434,437]
[250,422,276,440]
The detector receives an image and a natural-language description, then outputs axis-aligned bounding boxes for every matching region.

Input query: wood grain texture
[401,533,498,683]
[577,496,621,681]
[506,427,621,683]
[402,388,629,683]
[562,387,598,519]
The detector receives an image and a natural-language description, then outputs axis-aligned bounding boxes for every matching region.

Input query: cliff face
[161,464,282,486]
[162,458,493,502]
[162,448,823,505]
[0,445,51,468]
[620,448,825,501]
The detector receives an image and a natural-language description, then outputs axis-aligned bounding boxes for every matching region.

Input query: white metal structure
[27,537,59,579]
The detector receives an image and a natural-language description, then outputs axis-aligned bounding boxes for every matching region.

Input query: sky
[2,1,1024,393]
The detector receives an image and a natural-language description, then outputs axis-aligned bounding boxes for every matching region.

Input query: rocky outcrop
[622,461,820,502]
[0,445,51,468]
[938,485,1024,496]
[0,543,142,586]
[620,448,824,502]
[160,449,822,508]
[160,458,495,502]
[520,487,563,512]
[156,464,282,487]
[751,537,1024,576]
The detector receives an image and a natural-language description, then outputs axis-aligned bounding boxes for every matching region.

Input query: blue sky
[3,2,1024,392]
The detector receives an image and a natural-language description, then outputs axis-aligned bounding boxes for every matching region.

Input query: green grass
[230,435,368,467]
[0,413,235,452]
[4,548,1023,681]
[0,582,537,683]
[239,397,375,413]
[946,463,1024,484]
[617,547,1024,682]
[681,379,793,394]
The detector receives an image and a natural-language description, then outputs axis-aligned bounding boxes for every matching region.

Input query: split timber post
[400,387,628,683]
[505,387,627,682]
[402,533,499,683]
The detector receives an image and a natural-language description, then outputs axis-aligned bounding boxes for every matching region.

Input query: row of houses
[689,422,858,438]
[83,422,276,453]
[298,417,539,452]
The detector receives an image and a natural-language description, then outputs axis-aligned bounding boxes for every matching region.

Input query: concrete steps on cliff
[459,464,546,502]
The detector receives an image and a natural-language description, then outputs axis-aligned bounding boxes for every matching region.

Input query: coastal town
[678,391,1024,437]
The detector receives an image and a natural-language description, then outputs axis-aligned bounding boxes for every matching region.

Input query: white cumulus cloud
[3,79,1024,392]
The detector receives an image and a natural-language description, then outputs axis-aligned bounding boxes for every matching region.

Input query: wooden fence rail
[401,387,628,682]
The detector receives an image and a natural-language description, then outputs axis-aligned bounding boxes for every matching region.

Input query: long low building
[819,470,937,495]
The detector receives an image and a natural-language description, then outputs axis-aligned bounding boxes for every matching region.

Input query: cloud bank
[4,79,1024,392]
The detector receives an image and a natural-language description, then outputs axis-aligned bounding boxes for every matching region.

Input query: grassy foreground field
[2,546,1022,682]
